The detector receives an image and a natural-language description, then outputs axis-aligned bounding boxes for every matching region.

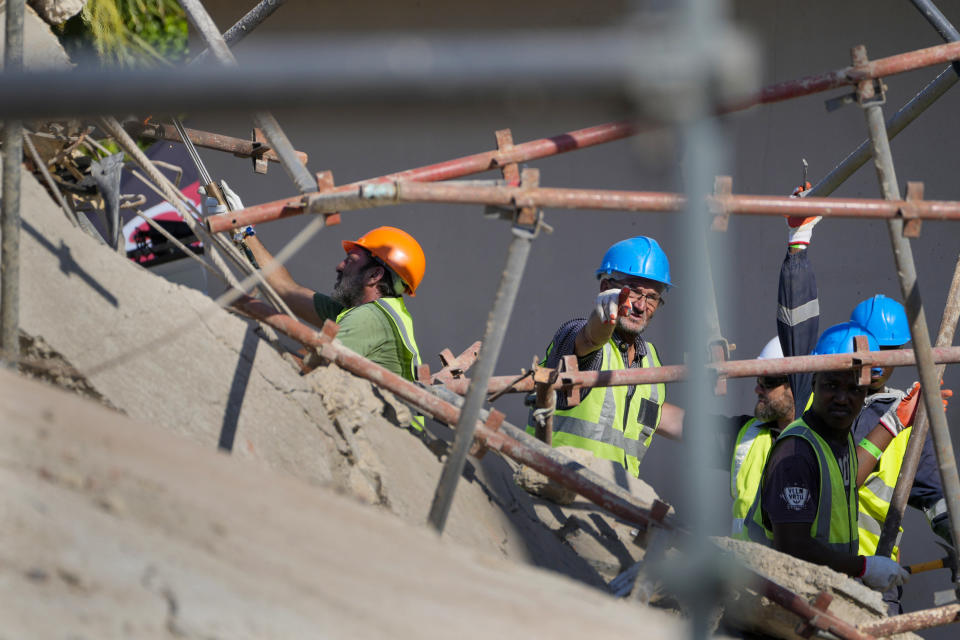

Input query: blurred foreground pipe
[1,0,24,364]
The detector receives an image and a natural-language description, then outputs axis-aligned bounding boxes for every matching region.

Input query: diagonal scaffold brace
[426,129,550,535]
[853,42,960,597]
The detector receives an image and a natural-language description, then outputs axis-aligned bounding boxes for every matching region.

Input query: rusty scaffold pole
[440,346,960,396]
[858,603,960,636]
[205,179,960,233]
[875,0,960,561]
[854,43,960,595]
[1,0,24,366]
[122,120,308,171]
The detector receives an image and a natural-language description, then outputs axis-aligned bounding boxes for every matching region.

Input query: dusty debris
[1,369,688,639]
[715,537,919,640]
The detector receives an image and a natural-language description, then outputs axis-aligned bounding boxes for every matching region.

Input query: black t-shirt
[761,413,852,528]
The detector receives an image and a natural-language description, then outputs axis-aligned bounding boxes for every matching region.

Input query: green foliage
[61,0,189,67]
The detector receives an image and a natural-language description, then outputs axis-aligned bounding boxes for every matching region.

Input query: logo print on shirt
[781,486,810,511]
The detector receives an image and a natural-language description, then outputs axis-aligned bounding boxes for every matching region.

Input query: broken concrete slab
[716,538,919,640]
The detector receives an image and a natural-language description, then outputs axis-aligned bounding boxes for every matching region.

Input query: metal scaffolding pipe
[190,0,287,64]
[858,603,960,636]
[758,579,877,640]
[440,346,960,396]
[3,32,960,119]
[1,0,24,364]
[207,179,960,233]
[857,44,960,595]
[741,38,960,108]
[875,0,960,558]
[178,0,314,194]
[428,225,535,533]
[228,294,672,531]
[877,254,960,556]
[122,120,307,167]
[808,0,960,198]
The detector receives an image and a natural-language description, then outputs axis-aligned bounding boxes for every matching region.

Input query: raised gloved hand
[786,182,819,247]
[220,179,244,211]
[860,555,910,591]
[880,382,919,435]
[595,287,630,325]
[198,180,245,216]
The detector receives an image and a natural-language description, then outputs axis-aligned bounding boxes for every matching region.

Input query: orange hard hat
[342,226,426,296]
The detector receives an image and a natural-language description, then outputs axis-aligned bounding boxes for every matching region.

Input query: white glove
[786,215,822,247]
[595,288,627,325]
[860,555,910,591]
[220,179,244,211]
[198,180,244,216]
[865,389,909,438]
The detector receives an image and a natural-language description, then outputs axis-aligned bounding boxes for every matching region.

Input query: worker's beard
[332,269,367,308]
[754,392,794,424]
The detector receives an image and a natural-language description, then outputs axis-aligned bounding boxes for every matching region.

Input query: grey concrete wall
[189,1,960,631]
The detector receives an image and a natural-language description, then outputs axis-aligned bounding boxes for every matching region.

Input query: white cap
[757,336,784,360]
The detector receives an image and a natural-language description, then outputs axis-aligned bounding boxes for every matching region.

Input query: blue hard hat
[850,295,910,347]
[596,236,672,288]
[812,321,879,356]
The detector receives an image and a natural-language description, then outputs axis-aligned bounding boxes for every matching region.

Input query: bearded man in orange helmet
[212,184,426,390]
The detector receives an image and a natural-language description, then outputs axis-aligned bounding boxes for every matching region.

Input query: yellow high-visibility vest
[527,338,664,478]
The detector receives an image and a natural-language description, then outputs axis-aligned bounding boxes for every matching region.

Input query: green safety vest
[857,427,910,558]
[730,418,776,540]
[742,418,859,554]
[527,338,665,478]
[337,297,425,431]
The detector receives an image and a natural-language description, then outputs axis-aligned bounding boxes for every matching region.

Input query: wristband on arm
[858,438,883,461]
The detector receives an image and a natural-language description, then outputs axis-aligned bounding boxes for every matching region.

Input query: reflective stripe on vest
[337,297,425,430]
[535,339,665,478]
[743,419,859,554]
[730,418,775,539]
[857,426,910,558]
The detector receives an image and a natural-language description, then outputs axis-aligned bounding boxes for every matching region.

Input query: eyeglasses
[756,376,789,390]
[609,280,663,307]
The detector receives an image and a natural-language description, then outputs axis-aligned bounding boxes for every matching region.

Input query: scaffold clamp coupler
[559,354,582,408]
[710,175,733,232]
[708,337,734,396]
[315,170,342,226]
[900,181,924,238]
[794,591,834,638]
[852,334,873,386]
[251,127,269,174]
[468,408,505,459]
[851,45,887,108]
